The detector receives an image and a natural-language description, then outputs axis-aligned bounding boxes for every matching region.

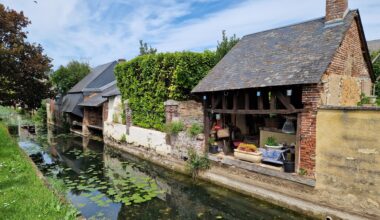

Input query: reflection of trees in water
[104,146,308,220]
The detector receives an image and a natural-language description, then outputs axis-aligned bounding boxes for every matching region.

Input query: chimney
[325,0,348,23]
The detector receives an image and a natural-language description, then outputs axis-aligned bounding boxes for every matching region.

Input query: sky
[1,0,380,68]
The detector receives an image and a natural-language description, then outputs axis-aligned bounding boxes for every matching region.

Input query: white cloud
[1,0,379,68]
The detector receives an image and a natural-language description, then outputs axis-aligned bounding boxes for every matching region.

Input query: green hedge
[115,51,215,130]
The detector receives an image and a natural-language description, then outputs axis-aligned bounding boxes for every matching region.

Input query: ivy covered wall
[114,51,216,130]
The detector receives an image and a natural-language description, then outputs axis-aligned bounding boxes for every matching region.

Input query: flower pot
[283,161,295,173]
[209,145,219,154]
[265,144,283,149]
[234,149,262,163]
[368,96,377,104]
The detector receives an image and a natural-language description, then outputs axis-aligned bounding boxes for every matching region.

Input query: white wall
[107,95,123,123]
[104,122,127,141]
[127,126,171,156]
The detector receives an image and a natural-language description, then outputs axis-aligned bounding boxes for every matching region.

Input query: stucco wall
[103,121,127,141]
[321,20,372,106]
[316,107,380,217]
[127,126,171,156]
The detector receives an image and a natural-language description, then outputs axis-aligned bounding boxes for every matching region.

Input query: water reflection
[17,126,312,220]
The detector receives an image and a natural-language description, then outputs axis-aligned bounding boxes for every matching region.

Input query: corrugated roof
[192,11,359,93]
[68,61,117,93]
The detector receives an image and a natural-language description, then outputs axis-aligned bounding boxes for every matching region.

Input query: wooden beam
[245,92,250,110]
[207,108,304,115]
[276,91,296,110]
[233,93,238,111]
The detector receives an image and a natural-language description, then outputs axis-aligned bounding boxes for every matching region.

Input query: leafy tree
[0,4,52,110]
[139,40,157,56]
[371,50,380,97]
[215,30,239,63]
[50,61,91,94]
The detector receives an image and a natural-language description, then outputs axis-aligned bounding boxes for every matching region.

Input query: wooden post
[295,113,302,172]
[245,91,250,110]
[204,95,210,153]
[222,94,227,110]
[270,91,276,110]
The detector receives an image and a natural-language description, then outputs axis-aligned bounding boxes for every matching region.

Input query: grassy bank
[0,123,77,220]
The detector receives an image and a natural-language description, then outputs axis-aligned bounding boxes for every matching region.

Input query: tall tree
[139,40,157,56]
[50,61,91,94]
[0,4,52,110]
[215,30,239,63]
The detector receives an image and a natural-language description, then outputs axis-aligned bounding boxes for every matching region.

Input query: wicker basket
[234,149,262,163]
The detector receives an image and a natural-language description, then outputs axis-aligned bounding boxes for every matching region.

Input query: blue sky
[1,0,380,68]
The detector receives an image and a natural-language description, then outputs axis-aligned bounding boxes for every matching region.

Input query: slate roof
[102,83,121,98]
[193,10,368,93]
[78,81,117,107]
[61,93,84,117]
[368,40,380,53]
[68,61,117,93]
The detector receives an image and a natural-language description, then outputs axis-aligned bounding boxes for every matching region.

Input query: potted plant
[208,137,219,154]
[234,143,262,163]
[264,136,282,149]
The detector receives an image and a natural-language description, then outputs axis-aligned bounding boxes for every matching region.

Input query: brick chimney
[325,0,348,23]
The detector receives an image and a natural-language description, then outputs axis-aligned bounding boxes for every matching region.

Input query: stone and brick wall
[300,18,373,176]
[321,19,372,106]
[299,84,323,176]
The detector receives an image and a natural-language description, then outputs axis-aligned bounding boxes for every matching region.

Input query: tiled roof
[192,11,359,93]
[368,40,380,53]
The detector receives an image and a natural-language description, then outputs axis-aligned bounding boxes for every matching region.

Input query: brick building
[192,0,374,177]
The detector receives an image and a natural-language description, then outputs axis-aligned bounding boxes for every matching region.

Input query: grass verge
[0,123,78,220]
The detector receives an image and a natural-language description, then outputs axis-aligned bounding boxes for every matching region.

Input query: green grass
[0,123,78,220]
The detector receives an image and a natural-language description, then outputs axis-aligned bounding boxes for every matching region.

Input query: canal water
[16,127,313,220]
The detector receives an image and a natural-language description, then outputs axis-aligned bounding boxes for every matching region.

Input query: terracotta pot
[234,149,262,163]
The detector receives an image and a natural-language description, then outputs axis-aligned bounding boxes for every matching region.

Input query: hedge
[114,51,216,130]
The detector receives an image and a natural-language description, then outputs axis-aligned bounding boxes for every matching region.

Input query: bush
[121,112,126,125]
[188,123,203,137]
[115,51,216,130]
[164,121,184,135]
[186,148,210,181]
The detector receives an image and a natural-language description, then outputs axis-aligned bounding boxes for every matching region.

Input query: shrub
[121,112,126,125]
[114,51,216,130]
[120,134,127,143]
[188,123,203,137]
[164,121,184,135]
[186,148,210,181]
[357,93,370,106]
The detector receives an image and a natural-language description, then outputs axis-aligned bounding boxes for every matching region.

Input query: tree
[215,30,240,63]
[139,40,157,56]
[50,61,91,94]
[0,4,52,110]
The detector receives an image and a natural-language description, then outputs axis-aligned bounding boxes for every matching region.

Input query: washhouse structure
[192,0,374,176]
[61,61,118,135]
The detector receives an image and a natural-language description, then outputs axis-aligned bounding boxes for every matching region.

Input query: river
[15,125,313,220]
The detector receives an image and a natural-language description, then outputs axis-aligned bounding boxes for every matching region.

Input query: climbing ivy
[114,51,216,130]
